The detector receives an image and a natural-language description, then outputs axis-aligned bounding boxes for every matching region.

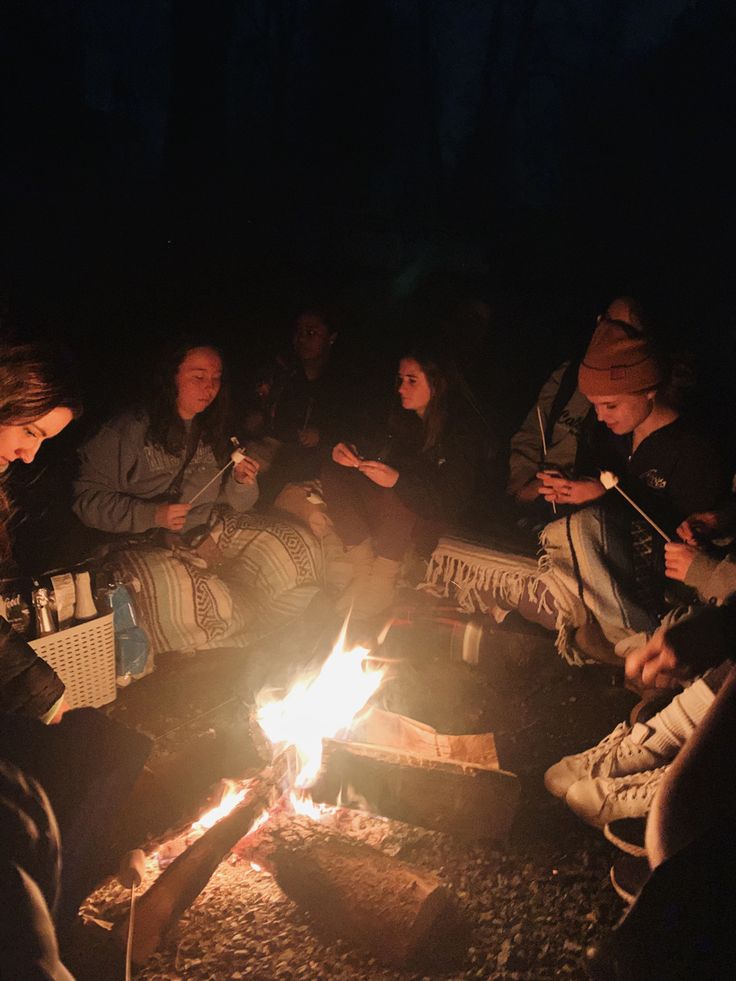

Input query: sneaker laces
[608,767,668,805]
[610,724,658,765]
[576,721,630,767]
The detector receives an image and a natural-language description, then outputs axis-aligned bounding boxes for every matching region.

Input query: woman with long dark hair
[74,339,258,538]
[0,341,82,719]
[321,345,486,619]
[73,338,322,654]
[0,341,152,976]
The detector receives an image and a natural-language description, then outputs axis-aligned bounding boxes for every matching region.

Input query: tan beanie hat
[578,318,662,397]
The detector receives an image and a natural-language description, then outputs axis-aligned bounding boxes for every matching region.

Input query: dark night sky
[2,0,735,428]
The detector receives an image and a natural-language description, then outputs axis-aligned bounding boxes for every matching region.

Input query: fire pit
[80,622,522,976]
[78,614,636,980]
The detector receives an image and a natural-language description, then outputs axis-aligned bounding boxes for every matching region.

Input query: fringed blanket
[107,508,322,656]
[424,504,663,665]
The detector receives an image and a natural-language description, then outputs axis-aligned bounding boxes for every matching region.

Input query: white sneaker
[565,765,669,828]
[544,721,672,798]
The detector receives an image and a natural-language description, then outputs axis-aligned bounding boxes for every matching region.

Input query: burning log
[315,738,519,838]
[112,789,266,965]
[112,748,295,966]
[313,708,520,839]
[237,814,458,967]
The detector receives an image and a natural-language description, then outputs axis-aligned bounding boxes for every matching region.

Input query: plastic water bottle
[107,572,150,686]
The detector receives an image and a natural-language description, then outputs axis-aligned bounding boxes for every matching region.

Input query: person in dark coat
[321,344,487,619]
[243,307,352,504]
[0,341,151,977]
[0,341,82,722]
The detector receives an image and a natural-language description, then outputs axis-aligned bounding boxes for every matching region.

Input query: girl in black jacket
[322,345,485,619]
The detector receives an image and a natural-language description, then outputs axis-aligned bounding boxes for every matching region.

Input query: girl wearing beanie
[427,317,731,666]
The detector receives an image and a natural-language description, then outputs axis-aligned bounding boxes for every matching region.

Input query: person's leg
[0,709,152,929]
[0,760,74,980]
[342,484,416,618]
[363,486,417,561]
[563,504,661,652]
[546,663,727,800]
[646,662,736,869]
[320,461,373,548]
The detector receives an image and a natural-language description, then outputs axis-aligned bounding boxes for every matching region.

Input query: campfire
[101,621,520,971]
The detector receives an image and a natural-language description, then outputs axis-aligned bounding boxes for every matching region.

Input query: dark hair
[394,345,457,451]
[0,341,83,560]
[145,339,231,462]
[605,296,650,334]
[0,342,83,426]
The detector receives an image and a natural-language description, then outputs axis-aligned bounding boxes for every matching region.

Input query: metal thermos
[32,585,57,637]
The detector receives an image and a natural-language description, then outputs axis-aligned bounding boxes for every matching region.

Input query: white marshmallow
[599,470,619,490]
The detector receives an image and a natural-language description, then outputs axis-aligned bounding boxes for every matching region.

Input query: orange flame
[256,619,385,788]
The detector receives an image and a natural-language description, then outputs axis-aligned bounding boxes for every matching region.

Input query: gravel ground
[86,615,640,980]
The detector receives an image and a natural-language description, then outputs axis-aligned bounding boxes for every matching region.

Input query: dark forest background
[2,0,736,525]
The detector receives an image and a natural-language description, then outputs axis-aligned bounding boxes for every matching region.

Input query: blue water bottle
[108,571,150,686]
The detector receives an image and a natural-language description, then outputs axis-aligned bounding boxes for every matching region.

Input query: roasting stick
[118,849,146,981]
[301,397,314,432]
[599,471,672,542]
[536,405,557,515]
[187,439,248,506]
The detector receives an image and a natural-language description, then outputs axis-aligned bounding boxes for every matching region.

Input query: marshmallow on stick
[599,471,671,542]
[187,443,250,505]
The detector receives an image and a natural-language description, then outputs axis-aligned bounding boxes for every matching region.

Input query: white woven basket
[29,613,116,709]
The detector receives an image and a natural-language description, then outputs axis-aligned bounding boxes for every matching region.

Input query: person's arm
[625,601,736,688]
[221,456,260,512]
[681,550,736,605]
[72,420,160,534]
[0,618,65,722]
[665,505,736,603]
[506,362,569,498]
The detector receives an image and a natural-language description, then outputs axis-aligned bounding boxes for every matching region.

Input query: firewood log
[113,787,268,964]
[238,814,457,966]
[313,737,520,839]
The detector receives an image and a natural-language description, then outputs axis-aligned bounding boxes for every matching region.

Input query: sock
[644,678,716,757]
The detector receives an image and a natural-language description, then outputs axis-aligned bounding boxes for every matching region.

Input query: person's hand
[154,502,191,531]
[297,426,320,448]
[48,697,71,724]
[233,454,260,485]
[536,472,605,506]
[332,442,362,467]
[625,628,689,689]
[514,478,544,503]
[358,460,399,488]
[676,511,719,546]
[664,542,698,582]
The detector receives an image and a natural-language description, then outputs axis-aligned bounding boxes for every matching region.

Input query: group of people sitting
[1,288,734,976]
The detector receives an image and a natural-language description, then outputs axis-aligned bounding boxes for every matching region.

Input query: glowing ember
[256,622,385,788]
[289,790,333,821]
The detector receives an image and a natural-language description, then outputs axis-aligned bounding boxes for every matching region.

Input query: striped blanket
[424,504,664,665]
[107,507,322,655]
